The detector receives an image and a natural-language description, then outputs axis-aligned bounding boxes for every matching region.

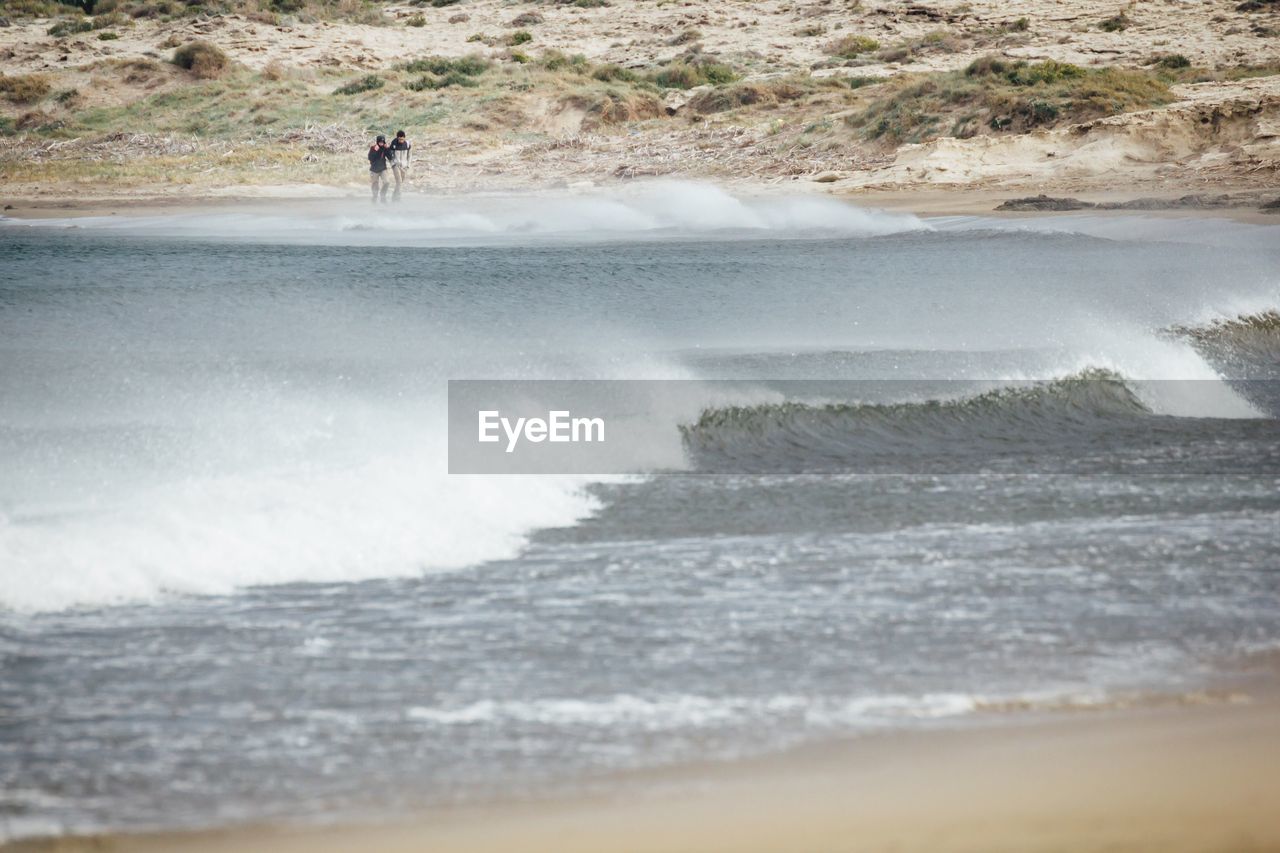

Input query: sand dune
[1,0,1278,204]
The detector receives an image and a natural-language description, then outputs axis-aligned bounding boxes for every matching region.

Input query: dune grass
[24,0,394,25]
[38,46,711,145]
[0,73,53,105]
[172,40,231,79]
[847,57,1172,144]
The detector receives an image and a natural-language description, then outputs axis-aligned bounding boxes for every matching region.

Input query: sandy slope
[3,0,1278,77]
[846,75,1280,190]
[5,691,1280,853]
[1,0,1279,200]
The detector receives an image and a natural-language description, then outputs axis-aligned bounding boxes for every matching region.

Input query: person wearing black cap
[388,130,411,202]
[368,134,392,204]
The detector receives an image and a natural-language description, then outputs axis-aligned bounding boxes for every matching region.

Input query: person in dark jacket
[388,130,411,202]
[368,134,392,204]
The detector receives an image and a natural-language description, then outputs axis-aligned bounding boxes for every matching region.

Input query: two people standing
[368,130,412,203]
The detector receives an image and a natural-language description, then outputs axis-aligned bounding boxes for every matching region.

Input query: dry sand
[4,0,1278,80]
[6,687,1280,853]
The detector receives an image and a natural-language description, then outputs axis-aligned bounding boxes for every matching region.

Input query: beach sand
[3,182,1278,226]
[7,686,1279,853]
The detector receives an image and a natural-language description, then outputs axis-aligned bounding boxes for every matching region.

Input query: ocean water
[1,182,1278,841]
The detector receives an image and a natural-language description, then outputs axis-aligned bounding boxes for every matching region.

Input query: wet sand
[2,183,1277,225]
[6,687,1279,853]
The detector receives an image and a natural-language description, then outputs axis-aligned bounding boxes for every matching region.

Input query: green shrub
[966,56,1084,85]
[700,63,737,85]
[541,49,589,72]
[648,62,698,88]
[172,40,228,78]
[401,55,490,76]
[1154,53,1191,69]
[405,13,426,26]
[48,19,94,37]
[687,79,810,114]
[591,63,638,83]
[405,71,479,90]
[825,34,880,59]
[430,0,461,6]
[97,30,119,39]
[1004,59,1085,85]
[507,29,532,45]
[334,74,383,95]
[850,59,1171,143]
[1100,11,1130,32]
[91,11,127,29]
[648,60,738,89]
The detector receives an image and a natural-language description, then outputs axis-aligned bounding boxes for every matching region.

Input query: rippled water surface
[2,186,1279,840]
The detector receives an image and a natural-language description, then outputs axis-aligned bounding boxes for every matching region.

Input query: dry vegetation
[0,0,1278,196]
[848,57,1174,145]
[6,0,397,25]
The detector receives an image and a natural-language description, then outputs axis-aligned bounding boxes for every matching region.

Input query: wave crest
[679,370,1192,472]
[1170,309,1280,363]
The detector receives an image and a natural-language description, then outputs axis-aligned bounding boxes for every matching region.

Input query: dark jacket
[389,138,411,168]
[368,143,392,173]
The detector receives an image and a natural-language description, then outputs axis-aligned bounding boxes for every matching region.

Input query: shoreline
[6,681,1279,853]
[3,181,1279,225]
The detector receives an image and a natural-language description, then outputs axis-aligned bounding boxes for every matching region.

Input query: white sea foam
[403,692,981,730]
[0,444,601,613]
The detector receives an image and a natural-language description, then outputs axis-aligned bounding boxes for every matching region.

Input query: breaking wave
[1168,309,1280,370]
[402,685,1249,732]
[680,370,1271,472]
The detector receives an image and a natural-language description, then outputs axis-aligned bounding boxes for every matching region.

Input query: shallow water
[1,184,1278,840]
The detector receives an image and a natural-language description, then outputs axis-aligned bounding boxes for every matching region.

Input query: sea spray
[0,181,927,247]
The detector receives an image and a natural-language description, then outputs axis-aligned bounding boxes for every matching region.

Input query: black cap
[376,134,386,143]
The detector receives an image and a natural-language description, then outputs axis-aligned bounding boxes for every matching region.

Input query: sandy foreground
[6,686,1280,853]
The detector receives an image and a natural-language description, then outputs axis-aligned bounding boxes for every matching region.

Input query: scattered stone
[1261,198,1280,214]
[1101,194,1235,210]
[997,195,1094,211]
[813,173,840,183]
[510,12,544,27]
[999,193,1251,212]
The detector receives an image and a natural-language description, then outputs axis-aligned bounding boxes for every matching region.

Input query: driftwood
[275,122,366,153]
